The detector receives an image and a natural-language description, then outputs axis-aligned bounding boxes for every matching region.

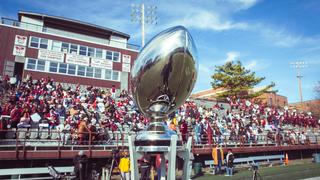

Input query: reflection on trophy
[128,26,198,179]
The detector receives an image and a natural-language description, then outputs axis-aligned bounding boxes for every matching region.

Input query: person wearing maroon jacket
[180,119,188,143]
[10,104,22,128]
[110,121,118,140]
[206,120,213,146]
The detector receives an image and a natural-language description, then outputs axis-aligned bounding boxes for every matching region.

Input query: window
[30,37,39,48]
[79,46,87,56]
[77,66,85,76]
[112,71,119,81]
[59,63,67,74]
[49,62,58,72]
[113,52,120,62]
[61,43,69,53]
[106,51,113,60]
[86,67,94,77]
[95,49,102,58]
[37,60,45,71]
[39,38,48,49]
[70,44,78,54]
[105,69,112,80]
[26,59,36,69]
[52,41,61,52]
[94,68,102,79]
[88,47,95,57]
[68,64,76,75]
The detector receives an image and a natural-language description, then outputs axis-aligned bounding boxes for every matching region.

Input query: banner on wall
[66,54,89,66]
[91,58,113,69]
[122,63,131,72]
[38,49,64,62]
[122,54,131,64]
[14,35,28,46]
[12,45,26,56]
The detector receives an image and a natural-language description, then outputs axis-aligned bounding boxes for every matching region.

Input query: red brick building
[0,11,139,91]
[191,87,288,107]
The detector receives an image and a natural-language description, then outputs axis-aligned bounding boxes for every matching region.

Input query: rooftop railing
[1,17,140,51]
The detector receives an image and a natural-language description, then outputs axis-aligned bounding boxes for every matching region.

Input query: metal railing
[191,132,320,148]
[1,17,140,51]
[0,128,319,154]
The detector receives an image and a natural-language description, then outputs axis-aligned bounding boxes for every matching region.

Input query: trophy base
[134,122,182,152]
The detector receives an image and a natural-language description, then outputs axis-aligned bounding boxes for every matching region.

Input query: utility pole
[131,3,157,47]
[290,61,308,103]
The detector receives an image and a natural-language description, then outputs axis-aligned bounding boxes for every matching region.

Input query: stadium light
[290,61,308,103]
[131,3,157,47]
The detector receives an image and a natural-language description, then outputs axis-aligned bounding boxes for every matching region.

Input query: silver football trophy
[129,26,198,180]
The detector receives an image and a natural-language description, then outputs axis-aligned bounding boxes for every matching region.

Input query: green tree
[211,61,275,100]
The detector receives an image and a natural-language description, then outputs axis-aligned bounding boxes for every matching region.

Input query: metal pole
[297,65,303,103]
[141,4,145,47]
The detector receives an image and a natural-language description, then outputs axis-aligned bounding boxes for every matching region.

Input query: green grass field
[194,162,320,180]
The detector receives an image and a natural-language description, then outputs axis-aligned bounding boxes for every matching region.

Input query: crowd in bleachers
[0,75,319,146]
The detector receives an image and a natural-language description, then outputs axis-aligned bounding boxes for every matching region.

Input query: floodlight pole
[290,61,307,103]
[131,3,157,48]
[297,65,303,103]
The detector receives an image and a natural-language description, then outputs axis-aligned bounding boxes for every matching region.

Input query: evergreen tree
[211,61,275,100]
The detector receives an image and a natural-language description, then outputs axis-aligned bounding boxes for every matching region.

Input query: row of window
[29,36,121,62]
[26,58,120,81]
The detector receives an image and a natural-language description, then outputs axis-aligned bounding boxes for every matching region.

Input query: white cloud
[243,59,270,71]
[244,60,257,70]
[250,24,320,48]
[169,10,248,31]
[236,0,260,10]
[226,51,240,62]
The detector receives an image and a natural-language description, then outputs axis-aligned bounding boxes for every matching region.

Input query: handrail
[1,17,140,51]
[0,128,319,159]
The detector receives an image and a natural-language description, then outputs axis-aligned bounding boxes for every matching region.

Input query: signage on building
[13,45,26,56]
[122,54,131,64]
[66,54,90,66]
[14,35,28,46]
[122,63,131,72]
[91,58,113,69]
[38,49,64,62]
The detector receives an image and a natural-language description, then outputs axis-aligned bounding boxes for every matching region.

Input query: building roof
[191,88,225,99]
[18,11,130,39]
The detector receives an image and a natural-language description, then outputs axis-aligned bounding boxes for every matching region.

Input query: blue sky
[1,0,319,103]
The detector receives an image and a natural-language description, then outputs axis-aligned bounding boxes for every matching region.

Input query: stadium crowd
[0,75,319,146]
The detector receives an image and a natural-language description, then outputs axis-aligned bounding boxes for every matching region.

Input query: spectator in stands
[299,131,307,144]
[194,121,202,144]
[225,149,234,176]
[57,120,71,145]
[78,118,90,145]
[180,119,188,143]
[111,85,116,98]
[10,104,22,128]
[212,145,224,175]
[206,121,213,146]
[18,111,31,128]
[119,151,130,180]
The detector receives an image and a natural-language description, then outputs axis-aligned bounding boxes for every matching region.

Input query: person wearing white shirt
[299,132,307,144]
[57,121,71,145]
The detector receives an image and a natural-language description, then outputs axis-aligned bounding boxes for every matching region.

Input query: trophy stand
[128,135,193,180]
